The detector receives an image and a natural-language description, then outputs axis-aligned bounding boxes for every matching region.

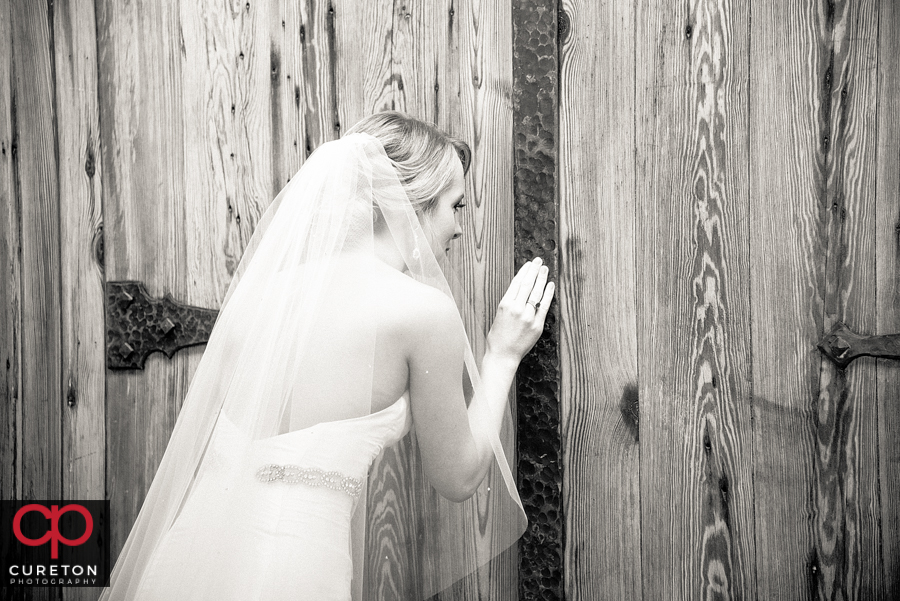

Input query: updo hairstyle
[344,111,471,214]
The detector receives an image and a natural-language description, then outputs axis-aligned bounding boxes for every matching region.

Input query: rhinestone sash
[255,464,363,498]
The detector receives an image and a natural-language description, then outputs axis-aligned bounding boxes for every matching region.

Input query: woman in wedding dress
[99,112,554,600]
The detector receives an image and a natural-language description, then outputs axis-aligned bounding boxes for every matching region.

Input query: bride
[99,111,554,600]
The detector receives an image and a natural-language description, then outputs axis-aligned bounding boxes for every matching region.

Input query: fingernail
[534,257,542,265]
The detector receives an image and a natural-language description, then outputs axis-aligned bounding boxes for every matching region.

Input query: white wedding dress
[132,393,412,600]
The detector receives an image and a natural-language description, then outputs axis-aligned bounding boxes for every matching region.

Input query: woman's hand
[486,257,555,363]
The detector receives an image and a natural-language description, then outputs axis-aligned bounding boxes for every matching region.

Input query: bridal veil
[100,132,527,599]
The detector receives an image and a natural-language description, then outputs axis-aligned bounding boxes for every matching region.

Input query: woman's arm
[407,258,554,502]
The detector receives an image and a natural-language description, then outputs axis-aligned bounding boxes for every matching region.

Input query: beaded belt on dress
[255,464,362,498]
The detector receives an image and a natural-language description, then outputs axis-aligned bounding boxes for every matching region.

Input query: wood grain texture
[558,0,641,599]
[390,0,452,126]
[11,0,64,509]
[294,0,342,147]
[54,0,105,501]
[339,2,419,598]
[0,0,20,504]
[418,0,517,598]
[361,0,518,598]
[636,0,755,599]
[332,0,395,127]
[363,435,424,601]
[750,1,881,599]
[354,2,516,599]
[96,0,189,558]
[451,2,516,598]
[749,2,820,596]
[269,0,304,188]
[876,0,900,597]
[181,0,272,309]
[808,1,881,596]
[52,1,106,597]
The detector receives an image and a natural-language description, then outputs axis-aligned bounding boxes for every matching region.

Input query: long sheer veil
[100,132,527,599]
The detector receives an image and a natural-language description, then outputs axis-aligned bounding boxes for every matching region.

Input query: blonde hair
[345,111,471,214]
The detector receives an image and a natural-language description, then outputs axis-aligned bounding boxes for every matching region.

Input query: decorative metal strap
[255,464,362,498]
[817,321,900,368]
[106,280,219,370]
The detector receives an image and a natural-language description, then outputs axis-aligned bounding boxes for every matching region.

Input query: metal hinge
[105,281,219,370]
[817,322,900,368]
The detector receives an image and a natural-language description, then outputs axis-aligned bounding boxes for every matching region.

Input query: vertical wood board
[11,0,63,508]
[876,0,900,597]
[636,0,755,599]
[52,0,107,596]
[96,0,189,557]
[558,0,640,599]
[53,0,106,502]
[750,1,881,599]
[0,0,20,504]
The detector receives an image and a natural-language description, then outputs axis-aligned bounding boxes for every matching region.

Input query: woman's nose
[453,223,463,239]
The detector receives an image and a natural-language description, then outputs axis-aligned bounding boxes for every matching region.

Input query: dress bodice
[132,394,412,601]
[208,393,412,493]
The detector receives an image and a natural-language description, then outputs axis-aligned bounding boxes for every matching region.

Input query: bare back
[283,256,447,430]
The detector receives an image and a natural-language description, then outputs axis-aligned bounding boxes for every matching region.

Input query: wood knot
[558,11,570,43]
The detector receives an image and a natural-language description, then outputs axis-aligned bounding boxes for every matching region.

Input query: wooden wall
[559,0,899,600]
[2,0,899,600]
[2,0,514,599]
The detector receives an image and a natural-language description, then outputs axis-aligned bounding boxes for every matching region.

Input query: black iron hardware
[106,281,219,370]
[817,322,900,369]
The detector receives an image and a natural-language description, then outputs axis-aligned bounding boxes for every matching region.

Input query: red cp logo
[13,503,94,559]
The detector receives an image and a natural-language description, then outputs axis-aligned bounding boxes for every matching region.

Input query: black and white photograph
[1,0,898,599]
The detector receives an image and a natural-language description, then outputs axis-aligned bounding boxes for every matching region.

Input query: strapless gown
[132,394,412,600]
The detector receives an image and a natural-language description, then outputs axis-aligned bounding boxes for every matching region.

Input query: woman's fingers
[535,281,555,320]
[503,258,542,302]
[527,265,549,306]
[514,258,543,302]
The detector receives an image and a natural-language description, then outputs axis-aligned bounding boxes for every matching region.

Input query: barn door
[556,1,900,600]
[94,0,525,599]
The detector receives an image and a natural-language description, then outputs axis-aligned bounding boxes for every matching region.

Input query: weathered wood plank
[95,0,189,559]
[390,0,452,126]
[449,0,514,402]
[749,3,819,596]
[750,1,881,599]
[332,0,394,126]
[181,0,273,308]
[558,0,640,599]
[447,1,516,598]
[11,0,63,510]
[637,0,755,598]
[52,1,106,598]
[54,0,105,500]
[292,0,342,148]
[808,1,881,595]
[361,1,518,598]
[414,0,516,598]
[269,0,305,188]
[364,434,424,601]
[340,2,418,598]
[876,0,900,598]
[0,0,20,504]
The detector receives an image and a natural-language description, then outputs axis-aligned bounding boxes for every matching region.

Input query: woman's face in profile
[421,158,466,258]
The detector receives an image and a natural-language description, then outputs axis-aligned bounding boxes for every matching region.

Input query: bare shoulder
[370,267,462,352]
